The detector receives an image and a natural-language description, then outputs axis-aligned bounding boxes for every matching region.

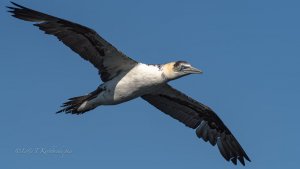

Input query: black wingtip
[10,1,23,8]
[7,10,13,14]
[6,5,16,14]
[56,110,63,114]
[8,1,29,11]
[6,6,14,10]
[231,157,237,165]
[6,2,20,14]
[238,156,245,166]
[244,154,251,162]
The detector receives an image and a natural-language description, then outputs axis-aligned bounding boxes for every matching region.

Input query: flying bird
[8,2,250,165]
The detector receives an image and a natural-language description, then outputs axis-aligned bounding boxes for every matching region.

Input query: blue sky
[1,0,299,168]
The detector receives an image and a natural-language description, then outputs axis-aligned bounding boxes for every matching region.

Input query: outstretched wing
[8,2,137,82]
[142,84,250,165]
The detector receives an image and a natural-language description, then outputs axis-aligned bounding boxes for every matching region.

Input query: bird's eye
[180,65,188,71]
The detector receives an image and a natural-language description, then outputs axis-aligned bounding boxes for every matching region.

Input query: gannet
[8,2,250,165]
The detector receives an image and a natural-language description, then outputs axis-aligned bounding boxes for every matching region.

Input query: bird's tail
[56,87,103,114]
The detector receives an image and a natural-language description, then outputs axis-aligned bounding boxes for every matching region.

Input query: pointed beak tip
[191,67,203,74]
[196,70,203,74]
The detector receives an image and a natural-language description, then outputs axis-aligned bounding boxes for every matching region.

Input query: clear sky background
[1,0,299,168]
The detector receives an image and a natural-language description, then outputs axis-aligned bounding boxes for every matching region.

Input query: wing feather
[142,84,250,165]
[8,2,137,82]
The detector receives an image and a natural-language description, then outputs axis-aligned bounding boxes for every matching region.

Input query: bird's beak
[185,66,203,74]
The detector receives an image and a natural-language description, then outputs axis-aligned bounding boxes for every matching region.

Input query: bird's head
[162,61,203,81]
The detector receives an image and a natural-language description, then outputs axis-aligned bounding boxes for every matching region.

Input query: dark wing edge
[142,84,251,165]
[7,2,137,82]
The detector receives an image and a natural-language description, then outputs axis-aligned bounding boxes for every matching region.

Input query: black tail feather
[56,95,89,114]
[56,87,103,115]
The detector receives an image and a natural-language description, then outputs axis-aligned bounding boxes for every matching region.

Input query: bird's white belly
[91,64,165,105]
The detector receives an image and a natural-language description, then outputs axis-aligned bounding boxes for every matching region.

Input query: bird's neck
[161,62,181,81]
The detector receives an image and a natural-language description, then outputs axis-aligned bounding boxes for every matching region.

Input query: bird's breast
[95,63,166,105]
